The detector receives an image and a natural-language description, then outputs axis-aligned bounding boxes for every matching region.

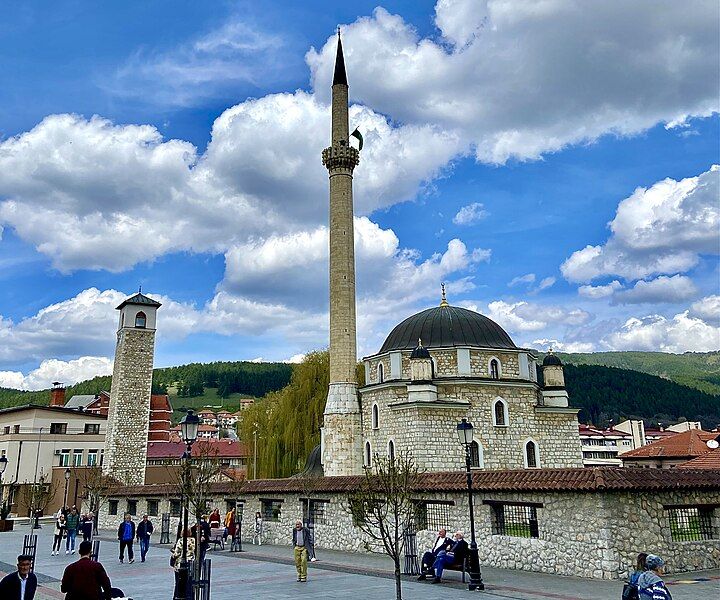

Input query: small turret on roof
[116,290,162,310]
[332,27,348,86]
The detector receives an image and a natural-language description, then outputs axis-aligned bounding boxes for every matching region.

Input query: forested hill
[562,364,720,429]
[556,351,720,395]
[0,360,292,409]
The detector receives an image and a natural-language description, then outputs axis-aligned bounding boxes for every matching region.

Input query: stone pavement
[0,526,717,599]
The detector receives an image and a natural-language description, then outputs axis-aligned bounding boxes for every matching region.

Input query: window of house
[524,440,539,469]
[147,500,159,517]
[135,311,147,328]
[309,500,329,525]
[73,450,83,466]
[261,499,283,522]
[666,506,717,541]
[3,426,9,435]
[377,362,384,383]
[84,423,100,434]
[170,500,181,517]
[99,450,104,466]
[126,500,137,516]
[59,449,70,467]
[13,425,20,434]
[493,398,509,427]
[365,441,372,467]
[108,500,118,516]
[487,501,541,538]
[415,500,454,531]
[371,403,379,430]
[469,441,484,468]
[50,423,67,434]
[489,359,500,380]
[87,450,98,466]
[388,440,395,461]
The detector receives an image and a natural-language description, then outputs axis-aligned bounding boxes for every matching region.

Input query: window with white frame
[489,358,501,379]
[492,397,509,427]
[372,403,379,430]
[72,450,83,466]
[87,450,98,466]
[524,440,540,469]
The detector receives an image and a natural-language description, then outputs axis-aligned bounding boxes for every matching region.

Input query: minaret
[320,30,363,476]
[103,291,161,485]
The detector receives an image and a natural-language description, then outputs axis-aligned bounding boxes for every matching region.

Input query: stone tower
[320,31,363,476]
[103,292,161,485]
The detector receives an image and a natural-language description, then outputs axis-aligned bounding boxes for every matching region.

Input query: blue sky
[0,0,718,389]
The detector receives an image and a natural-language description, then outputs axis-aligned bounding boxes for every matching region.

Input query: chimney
[50,382,66,407]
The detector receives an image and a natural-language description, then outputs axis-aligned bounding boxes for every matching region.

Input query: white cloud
[453,202,488,225]
[602,310,720,352]
[612,275,698,305]
[530,338,595,353]
[485,300,591,333]
[537,276,556,291]
[508,273,536,287]
[562,166,719,283]
[0,357,113,391]
[578,281,623,299]
[308,1,719,164]
[689,295,720,326]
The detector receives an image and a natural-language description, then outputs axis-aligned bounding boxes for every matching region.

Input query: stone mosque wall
[97,485,720,580]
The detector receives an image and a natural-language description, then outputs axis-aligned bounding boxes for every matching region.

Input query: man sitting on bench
[417,528,452,580]
[431,531,468,584]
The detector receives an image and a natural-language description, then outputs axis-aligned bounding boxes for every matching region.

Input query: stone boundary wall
[96,487,719,580]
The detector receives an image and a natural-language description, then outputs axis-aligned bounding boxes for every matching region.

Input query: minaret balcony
[322,144,360,172]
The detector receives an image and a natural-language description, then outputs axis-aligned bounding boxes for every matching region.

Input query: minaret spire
[321,31,362,477]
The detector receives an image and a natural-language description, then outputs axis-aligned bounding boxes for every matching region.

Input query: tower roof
[542,350,563,366]
[333,30,348,86]
[116,292,162,310]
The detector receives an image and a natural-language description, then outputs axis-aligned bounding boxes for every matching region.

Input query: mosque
[97,31,719,581]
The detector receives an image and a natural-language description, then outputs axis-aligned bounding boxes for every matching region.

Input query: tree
[347,452,420,600]
[21,472,59,519]
[81,466,121,531]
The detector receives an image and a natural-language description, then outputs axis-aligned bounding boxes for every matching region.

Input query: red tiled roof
[150,394,172,411]
[578,425,631,438]
[198,424,218,432]
[109,467,720,498]
[146,439,248,459]
[678,448,720,469]
[621,430,716,460]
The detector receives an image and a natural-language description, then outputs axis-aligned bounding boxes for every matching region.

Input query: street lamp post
[30,427,43,531]
[252,423,258,480]
[62,468,71,512]
[174,410,199,600]
[456,418,484,591]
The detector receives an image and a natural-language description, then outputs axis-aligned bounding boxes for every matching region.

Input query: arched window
[469,441,484,468]
[371,403,379,430]
[135,311,147,328]
[492,397,509,427]
[377,362,384,383]
[365,441,372,467]
[489,358,500,380]
[388,440,395,461]
[524,440,539,469]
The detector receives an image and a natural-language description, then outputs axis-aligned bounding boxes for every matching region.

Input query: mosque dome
[542,352,563,366]
[379,304,517,354]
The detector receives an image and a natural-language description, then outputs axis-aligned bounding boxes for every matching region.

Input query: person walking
[224,507,236,542]
[253,511,263,545]
[136,514,154,562]
[52,513,67,556]
[292,520,312,583]
[65,507,80,555]
[81,514,93,542]
[171,529,196,600]
[0,554,38,600]
[637,555,672,600]
[623,552,648,599]
[117,513,136,564]
[61,541,112,600]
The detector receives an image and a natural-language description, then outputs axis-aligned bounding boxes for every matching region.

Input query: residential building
[621,429,717,468]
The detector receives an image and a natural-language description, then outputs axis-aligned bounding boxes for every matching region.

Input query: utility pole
[29,427,43,531]
[252,424,258,480]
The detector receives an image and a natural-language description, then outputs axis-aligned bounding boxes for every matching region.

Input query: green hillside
[555,351,720,395]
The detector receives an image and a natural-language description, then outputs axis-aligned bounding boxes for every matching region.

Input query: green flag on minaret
[351,127,363,151]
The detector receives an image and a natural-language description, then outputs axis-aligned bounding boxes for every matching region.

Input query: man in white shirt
[0,554,38,600]
[417,529,453,580]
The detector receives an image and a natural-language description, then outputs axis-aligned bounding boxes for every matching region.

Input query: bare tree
[21,472,59,520]
[82,466,121,533]
[347,452,420,600]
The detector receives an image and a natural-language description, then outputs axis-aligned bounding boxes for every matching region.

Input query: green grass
[168,386,255,423]
[504,523,533,538]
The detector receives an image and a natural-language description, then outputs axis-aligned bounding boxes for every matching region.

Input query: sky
[0,0,718,390]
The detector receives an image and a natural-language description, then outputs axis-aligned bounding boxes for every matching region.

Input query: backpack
[621,582,639,600]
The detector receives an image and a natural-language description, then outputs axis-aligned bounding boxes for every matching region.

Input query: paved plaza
[0,524,717,599]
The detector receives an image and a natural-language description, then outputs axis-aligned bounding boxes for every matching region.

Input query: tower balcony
[322,143,360,172]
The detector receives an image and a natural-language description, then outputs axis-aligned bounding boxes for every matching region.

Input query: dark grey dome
[410,342,432,359]
[379,305,516,354]
[542,353,563,366]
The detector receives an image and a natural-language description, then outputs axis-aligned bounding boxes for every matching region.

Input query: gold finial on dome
[440,283,449,307]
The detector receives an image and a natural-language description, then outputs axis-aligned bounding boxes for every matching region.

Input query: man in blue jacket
[432,531,468,584]
[0,555,37,600]
[637,554,672,600]
[136,514,154,562]
[117,513,136,564]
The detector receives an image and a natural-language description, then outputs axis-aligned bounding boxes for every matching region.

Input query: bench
[443,556,471,582]
[208,528,224,551]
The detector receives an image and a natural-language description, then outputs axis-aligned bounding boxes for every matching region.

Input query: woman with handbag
[170,529,196,599]
[52,513,67,555]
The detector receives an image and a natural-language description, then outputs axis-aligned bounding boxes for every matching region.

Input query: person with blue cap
[637,554,672,599]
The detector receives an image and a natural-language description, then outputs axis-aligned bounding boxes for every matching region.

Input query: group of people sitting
[417,529,468,584]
